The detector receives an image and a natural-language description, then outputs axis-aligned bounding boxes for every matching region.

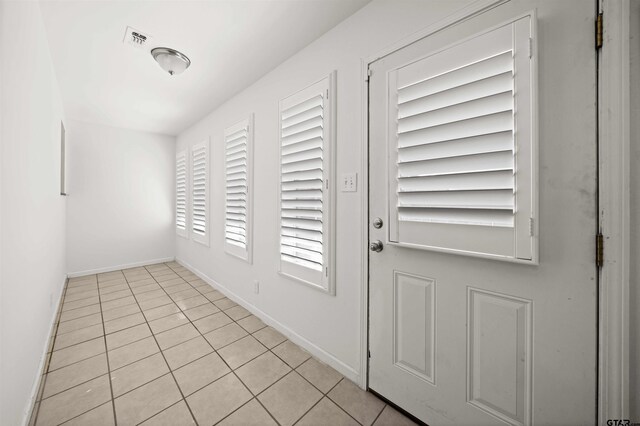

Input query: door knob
[370,240,383,252]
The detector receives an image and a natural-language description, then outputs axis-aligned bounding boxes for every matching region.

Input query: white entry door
[368,2,597,425]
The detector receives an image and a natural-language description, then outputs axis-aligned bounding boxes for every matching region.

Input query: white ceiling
[39,0,370,135]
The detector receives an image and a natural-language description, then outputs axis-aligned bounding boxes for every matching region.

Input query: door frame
[598,0,631,423]
[356,0,632,423]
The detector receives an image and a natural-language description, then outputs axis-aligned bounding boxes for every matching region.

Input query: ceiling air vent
[123,26,152,49]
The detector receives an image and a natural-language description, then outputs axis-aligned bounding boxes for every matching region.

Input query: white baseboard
[67,257,175,277]
[22,275,67,426]
[175,257,362,385]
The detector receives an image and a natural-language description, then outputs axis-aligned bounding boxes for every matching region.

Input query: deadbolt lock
[372,217,383,229]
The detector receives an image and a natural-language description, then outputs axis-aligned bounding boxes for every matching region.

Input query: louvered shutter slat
[397,91,513,134]
[282,127,323,147]
[397,51,513,104]
[398,208,515,227]
[398,131,512,163]
[398,71,513,119]
[398,170,514,193]
[282,137,323,156]
[281,254,323,272]
[282,179,323,192]
[394,48,516,228]
[282,217,323,232]
[398,111,513,149]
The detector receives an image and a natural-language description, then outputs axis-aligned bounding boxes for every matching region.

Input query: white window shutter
[388,17,536,262]
[191,141,209,245]
[224,115,253,262]
[176,151,187,237]
[279,72,336,293]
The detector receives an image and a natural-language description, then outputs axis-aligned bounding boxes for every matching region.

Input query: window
[191,141,209,245]
[224,115,253,262]
[388,17,536,262]
[176,151,187,237]
[279,72,336,293]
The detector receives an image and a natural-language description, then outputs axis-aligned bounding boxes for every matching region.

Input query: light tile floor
[29,262,418,426]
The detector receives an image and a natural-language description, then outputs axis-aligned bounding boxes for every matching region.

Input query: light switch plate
[341,173,357,192]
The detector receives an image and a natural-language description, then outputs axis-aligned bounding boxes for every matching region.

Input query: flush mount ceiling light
[151,47,191,75]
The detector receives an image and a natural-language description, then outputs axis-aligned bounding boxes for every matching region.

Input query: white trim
[66,257,175,278]
[360,0,511,392]
[359,57,369,390]
[598,0,631,423]
[22,276,66,426]
[175,257,360,384]
[364,0,508,66]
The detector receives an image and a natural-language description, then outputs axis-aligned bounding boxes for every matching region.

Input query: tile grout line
[369,406,387,426]
[158,264,282,426]
[56,400,114,425]
[160,268,281,426]
[162,263,333,426]
[162,266,326,392]
[31,276,72,426]
[52,263,390,426]
[124,265,200,426]
[41,267,234,424]
[39,353,109,401]
[44,275,305,423]
[289,378,353,426]
[166,262,366,426]
[136,399,188,425]
[89,264,340,426]
[161,264,303,425]
[95,274,120,426]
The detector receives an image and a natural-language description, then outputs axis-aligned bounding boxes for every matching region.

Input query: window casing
[176,151,188,237]
[279,72,336,293]
[224,115,253,262]
[191,141,209,245]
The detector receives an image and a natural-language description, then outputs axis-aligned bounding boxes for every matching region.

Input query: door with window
[368,1,597,425]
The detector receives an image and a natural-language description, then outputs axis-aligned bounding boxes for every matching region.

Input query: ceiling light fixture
[151,47,191,76]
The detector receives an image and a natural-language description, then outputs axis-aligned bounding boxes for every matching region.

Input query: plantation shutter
[224,116,252,262]
[191,141,209,245]
[388,19,535,261]
[279,73,335,292]
[176,151,187,236]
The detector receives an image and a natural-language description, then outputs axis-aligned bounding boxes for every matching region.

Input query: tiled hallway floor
[29,262,417,426]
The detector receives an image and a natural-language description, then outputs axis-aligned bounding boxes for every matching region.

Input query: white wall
[176,0,468,382]
[66,120,175,275]
[629,0,640,420]
[0,2,67,424]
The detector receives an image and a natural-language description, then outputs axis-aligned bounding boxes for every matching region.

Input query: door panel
[368,2,597,425]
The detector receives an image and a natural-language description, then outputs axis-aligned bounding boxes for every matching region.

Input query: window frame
[278,71,337,294]
[224,115,254,263]
[191,139,210,246]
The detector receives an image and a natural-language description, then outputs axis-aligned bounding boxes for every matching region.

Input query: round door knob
[370,240,383,252]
